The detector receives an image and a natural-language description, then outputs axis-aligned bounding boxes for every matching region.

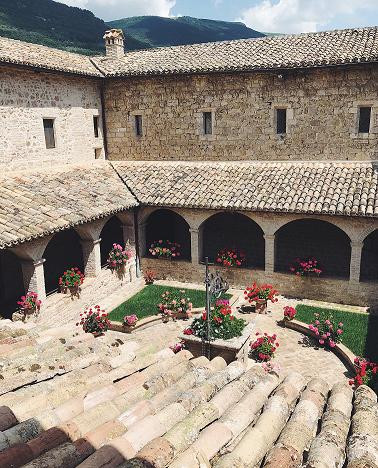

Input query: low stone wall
[38,262,140,327]
[141,258,378,308]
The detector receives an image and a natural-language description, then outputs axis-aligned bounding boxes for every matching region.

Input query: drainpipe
[100,81,109,159]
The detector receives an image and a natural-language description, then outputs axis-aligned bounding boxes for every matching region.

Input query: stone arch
[100,216,124,267]
[145,209,191,260]
[0,249,25,319]
[200,212,265,268]
[360,229,378,282]
[275,218,351,278]
[43,229,84,295]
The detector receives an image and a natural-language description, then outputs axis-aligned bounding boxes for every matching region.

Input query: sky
[57,0,378,33]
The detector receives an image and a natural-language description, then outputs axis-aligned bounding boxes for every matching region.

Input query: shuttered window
[276,108,287,134]
[135,115,143,136]
[203,112,212,135]
[43,119,55,149]
[358,106,371,133]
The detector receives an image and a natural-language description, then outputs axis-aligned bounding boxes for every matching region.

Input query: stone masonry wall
[0,66,104,169]
[105,65,378,161]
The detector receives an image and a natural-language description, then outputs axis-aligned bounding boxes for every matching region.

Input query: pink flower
[329,340,336,348]
[319,339,325,345]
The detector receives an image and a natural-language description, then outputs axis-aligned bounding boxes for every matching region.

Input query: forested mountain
[0,0,264,55]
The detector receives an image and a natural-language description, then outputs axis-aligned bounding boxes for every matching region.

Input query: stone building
[0,26,377,320]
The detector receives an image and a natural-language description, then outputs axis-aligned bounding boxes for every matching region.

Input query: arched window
[145,209,191,260]
[201,212,265,268]
[361,229,378,282]
[275,219,351,278]
[43,229,84,295]
[0,250,25,319]
[100,216,124,267]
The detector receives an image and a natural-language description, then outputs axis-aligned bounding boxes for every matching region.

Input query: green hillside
[0,0,265,55]
[108,16,265,48]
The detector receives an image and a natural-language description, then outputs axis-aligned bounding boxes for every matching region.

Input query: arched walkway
[100,216,124,267]
[43,229,84,295]
[201,212,265,268]
[361,229,378,282]
[0,250,25,318]
[275,219,351,278]
[145,209,191,260]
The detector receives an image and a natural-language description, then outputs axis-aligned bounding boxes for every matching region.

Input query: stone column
[21,258,47,303]
[264,234,275,275]
[80,238,102,277]
[190,228,200,265]
[349,241,363,283]
[122,223,138,281]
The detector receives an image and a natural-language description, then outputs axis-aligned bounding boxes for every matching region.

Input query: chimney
[103,29,125,59]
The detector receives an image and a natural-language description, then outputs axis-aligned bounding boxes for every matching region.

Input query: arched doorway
[201,212,265,268]
[361,229,378,281]
[100,216,124,267]
[145,209,191,260]
[275,219,351,278]
[0,250,25,318]
[43,229,84,295]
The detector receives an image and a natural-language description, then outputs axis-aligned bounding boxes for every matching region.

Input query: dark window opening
[93,116,99,138]
[203,112,213,135]
[276,108,287,134]
[135,115,143,136]
[43,118,55,149]
[358,106,371,133]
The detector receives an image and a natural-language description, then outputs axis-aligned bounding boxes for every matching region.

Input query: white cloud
[56,0,176,21]
[238,0,375,33]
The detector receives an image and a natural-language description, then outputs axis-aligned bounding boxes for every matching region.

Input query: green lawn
[295,304,378,362]
[108,285,232,323]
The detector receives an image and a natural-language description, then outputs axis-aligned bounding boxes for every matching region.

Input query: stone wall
[105,65,378,161]
[141,257,378,307]
[0,66,104,169]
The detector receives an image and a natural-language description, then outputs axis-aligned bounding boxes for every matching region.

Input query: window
[93,116,99,138]
[203,112,213,135]
[358,106,371,133]
[43,119,55,149]
[134,115,143,136]
[276,108,287,134]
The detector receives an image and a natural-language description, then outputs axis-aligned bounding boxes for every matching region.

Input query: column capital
[350,240,363,248]
[189,228,199,234]
[264,233,275,240]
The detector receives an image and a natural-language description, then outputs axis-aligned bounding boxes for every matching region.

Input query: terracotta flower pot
[255,299,267,314]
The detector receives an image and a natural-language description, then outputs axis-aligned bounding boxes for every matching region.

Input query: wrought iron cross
[203,257,229,358]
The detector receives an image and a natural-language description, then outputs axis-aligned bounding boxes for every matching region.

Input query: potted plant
[185,299,246,341]
[59,267,85,298]
[308,313,344,349]
[123,314,138,329]
[157,289,193,321]
[349,357,377,391]
[283,305,297,322]
[244,282,278,314]
[250,332,279,362]
[16,292,42,321]
[149,240,181,259]
[77,305,110,337]
[216,248,246,267]
[144,269,156,285]
[290,257,322,277]
[107,243,133,273]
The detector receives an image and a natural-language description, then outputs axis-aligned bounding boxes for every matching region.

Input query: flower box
[180,322,255,364]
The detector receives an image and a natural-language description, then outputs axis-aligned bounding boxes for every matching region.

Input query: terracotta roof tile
[113,160,378,218]
[0,36,102,76]
[92,26,378,77]
[0,163,137,249]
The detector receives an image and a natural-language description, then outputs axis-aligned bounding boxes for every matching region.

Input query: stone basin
[179,322,255,364]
